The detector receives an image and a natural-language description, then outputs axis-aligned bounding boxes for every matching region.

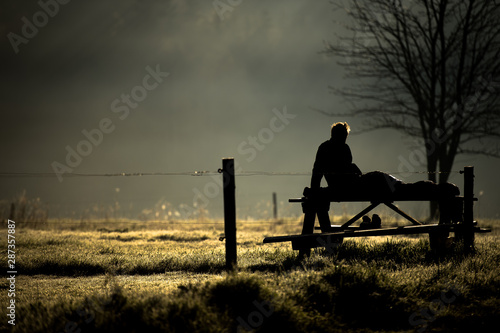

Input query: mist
[1,0,499,221]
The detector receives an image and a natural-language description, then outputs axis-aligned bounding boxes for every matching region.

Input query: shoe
[371,214,381,228]
[359,215,371,229]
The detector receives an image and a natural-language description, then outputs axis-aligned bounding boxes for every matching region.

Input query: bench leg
[317,210,332,232]
[438,197,463,224]
[432,197,465,254]
[301,208,316,235]
[299,209,315,257]
[298,198,332,257]
[429,231,451,254]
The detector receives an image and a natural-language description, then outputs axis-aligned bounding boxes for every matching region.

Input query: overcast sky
[1,0,499,221]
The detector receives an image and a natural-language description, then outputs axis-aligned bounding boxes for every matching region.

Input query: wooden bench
[264,166,491,256]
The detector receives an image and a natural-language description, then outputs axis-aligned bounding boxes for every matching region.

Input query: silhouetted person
[302,122,361,232]
[310,122,361,190]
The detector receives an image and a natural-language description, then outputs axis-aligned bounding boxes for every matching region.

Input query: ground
[0,217,498,332]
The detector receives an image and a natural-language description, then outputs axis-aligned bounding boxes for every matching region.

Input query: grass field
[0,217,498,333]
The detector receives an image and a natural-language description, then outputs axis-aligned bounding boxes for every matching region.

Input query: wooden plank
[263,224,490,245]
[290,196,439,203]
[288,195,476,204]
[264,233,311,244]
[384,202,422,225]
[292,234,343,250]
[315,225,360,231]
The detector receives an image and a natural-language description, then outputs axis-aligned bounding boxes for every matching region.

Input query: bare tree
[323,0,500,218]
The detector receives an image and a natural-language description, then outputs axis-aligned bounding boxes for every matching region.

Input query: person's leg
[316,188,332,232]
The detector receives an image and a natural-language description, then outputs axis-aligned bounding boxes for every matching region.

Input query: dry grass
[0,218,498,332]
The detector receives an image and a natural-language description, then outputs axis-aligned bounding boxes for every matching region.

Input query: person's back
[311,122,360,190]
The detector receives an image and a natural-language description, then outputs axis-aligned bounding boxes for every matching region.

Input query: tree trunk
[427,143,440,221]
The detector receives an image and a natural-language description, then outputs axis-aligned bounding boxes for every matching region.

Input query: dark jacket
[311,140,360,188]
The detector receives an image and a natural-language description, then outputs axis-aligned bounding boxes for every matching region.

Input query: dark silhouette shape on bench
[304,122,463,233]
[311,122,361,189]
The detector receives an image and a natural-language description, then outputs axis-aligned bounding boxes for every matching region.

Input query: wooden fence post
[273,192,277,220]
[222,158,237,270]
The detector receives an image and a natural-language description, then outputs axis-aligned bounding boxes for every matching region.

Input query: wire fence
[0,170,461,178]
[0,169,463,226]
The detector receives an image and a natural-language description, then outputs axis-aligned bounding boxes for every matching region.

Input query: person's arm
[311,171,322,188]
[345,144,353,165]
[311,144,325,188]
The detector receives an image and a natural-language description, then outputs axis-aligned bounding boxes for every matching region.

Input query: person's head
[330,122,350,142]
